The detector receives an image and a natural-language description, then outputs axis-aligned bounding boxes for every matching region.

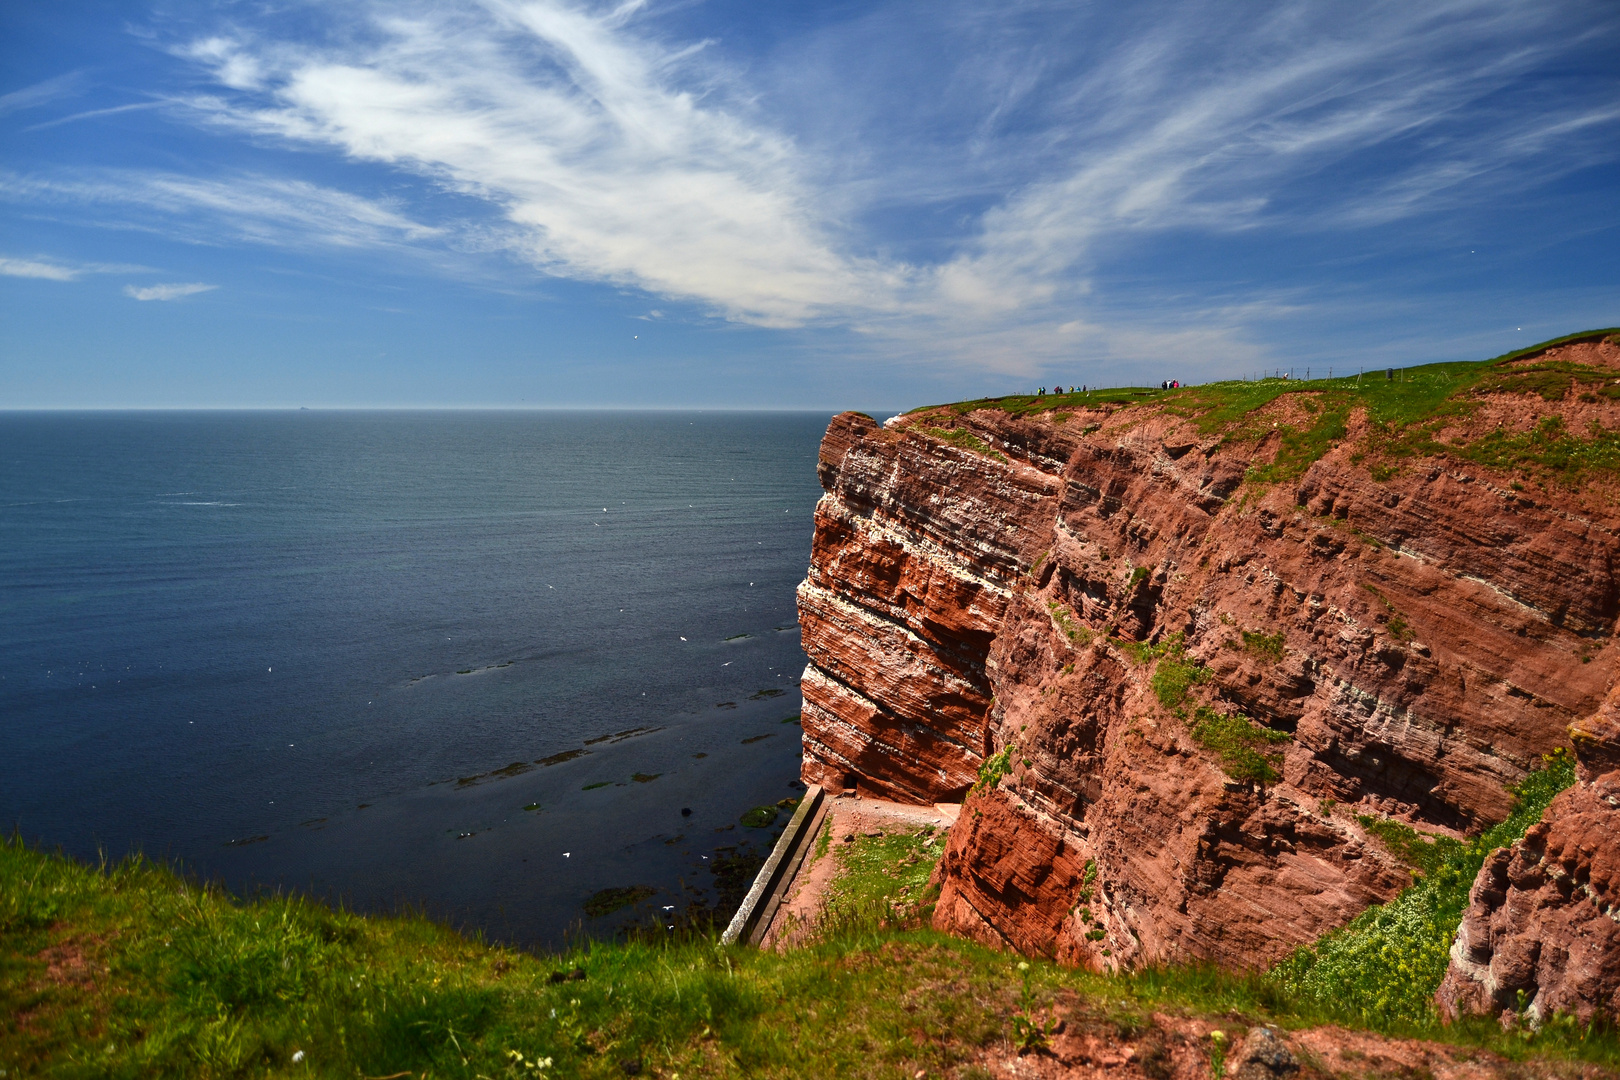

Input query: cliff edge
[798,331,1620,979]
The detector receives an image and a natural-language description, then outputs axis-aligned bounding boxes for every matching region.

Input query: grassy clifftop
[3,749,1614,1080]
[920,328,1620,488]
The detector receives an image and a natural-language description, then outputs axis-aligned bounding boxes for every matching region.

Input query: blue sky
[2,0,1617,409]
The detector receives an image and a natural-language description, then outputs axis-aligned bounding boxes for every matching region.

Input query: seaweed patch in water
[535,748,589,767]
[584,726,662,746]
[708,846,764,917]
[457,760,533,787]
[631,772,661,783]
[749,688,786,699]
[582,885,657,919]
[582,781,612,791]
[741,733,776,745]
[740,805,779,828]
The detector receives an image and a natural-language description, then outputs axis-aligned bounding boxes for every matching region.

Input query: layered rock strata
[1436,694,1620,1025]
[797,336,1620,975]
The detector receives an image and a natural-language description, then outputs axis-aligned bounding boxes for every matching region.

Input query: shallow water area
[0,409,853,948]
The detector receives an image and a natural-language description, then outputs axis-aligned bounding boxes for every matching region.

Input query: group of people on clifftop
[1033,380,1185,396]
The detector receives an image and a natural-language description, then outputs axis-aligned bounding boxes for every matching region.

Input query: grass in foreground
[3,814,1618,1079]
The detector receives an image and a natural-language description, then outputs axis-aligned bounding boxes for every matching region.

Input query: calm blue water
[0,410,843,946]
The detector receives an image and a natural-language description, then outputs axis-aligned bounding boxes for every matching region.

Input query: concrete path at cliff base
[759,794,959,950]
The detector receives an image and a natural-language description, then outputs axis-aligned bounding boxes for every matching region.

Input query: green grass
[1248,402,1350,483]
[1132,634,1208,710]
[931,387,1159,419]
[1045,600,1092,645]
[1150,655,1208,711]
[816,828,945,937]
[971,747,1012,795]
[913,329,1620,488]
[1268,749,1578,1029]
[919,427,1008,464]
[1355,816,1464,878]
[1188,707,1291,786]
[1239,630,1285,661]
[5,803,1617,1078]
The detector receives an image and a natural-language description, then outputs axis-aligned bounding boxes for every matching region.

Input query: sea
[0,410,859,948]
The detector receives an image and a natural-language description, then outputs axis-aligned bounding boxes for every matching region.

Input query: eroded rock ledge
[797,336,1620,978]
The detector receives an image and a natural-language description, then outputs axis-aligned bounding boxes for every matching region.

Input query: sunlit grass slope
[1269,750,1577,1029]
[924,328,1620,486]
[3,748,1615,1080]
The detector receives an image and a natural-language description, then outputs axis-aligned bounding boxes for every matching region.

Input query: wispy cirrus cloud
[157,0,1614,366]
[7,1,1614,375]
[22,101,167,134]
[0,254,152,281]
[857,0,1620,367]
[175,1,898,327]
[0,169,444,253]
[0,256,81,281]
[124,282,217,301]
[0,71,87,116]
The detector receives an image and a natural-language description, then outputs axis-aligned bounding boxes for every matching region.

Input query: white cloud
[0,257,80,281]
[0,71,86,116]
[124,282,217,301]
[22,101,166,134]
[0,254,153,282]
[177,0,900,326]
[7,1,1607,374]
[157,0,1614,358]
[0,169,444,253]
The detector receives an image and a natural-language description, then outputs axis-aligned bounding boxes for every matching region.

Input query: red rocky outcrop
[1436,692,1620,1026]
[797,336,1620,977]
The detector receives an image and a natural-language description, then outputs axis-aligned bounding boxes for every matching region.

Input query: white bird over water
[563,852,571,858]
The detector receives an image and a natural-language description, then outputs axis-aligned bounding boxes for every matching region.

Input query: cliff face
[1437,696,1620,1026]
[798,334,1620,974]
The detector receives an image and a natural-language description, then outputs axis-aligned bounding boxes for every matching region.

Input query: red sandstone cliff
[1436,695,1620,1026]
[798,334,1620,977]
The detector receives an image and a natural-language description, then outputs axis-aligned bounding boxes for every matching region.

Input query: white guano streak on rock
[823,496,1014,601]
[800,665,980,757]
[797,582,986,701]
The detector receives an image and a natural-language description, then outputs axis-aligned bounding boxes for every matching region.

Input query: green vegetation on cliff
[6,755,1617,1080]
[1268,749,1578,1028]
[919,328,1620,486]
